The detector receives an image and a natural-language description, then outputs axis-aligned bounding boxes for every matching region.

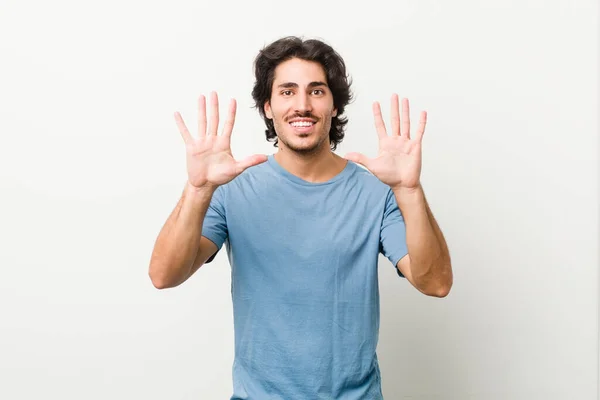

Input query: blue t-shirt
[202,154,408,400]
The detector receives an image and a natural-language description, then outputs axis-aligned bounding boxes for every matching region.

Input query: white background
[0,0,598,399]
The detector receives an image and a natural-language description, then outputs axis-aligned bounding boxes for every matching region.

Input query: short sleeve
[201,185,228,263]
[380,188,408,277]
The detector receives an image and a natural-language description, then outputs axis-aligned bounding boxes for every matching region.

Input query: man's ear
[332,108,338,117]
[264,101,273,119]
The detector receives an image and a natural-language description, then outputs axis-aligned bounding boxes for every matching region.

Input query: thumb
[344,152,370,168]
[235,154,268,174]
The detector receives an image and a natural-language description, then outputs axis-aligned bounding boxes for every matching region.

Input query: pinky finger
[174,112,194,144]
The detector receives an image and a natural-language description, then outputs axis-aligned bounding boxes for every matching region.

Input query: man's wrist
[391,183,423,200]
[185,181,217,201]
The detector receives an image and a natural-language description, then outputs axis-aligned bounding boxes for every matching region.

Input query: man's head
[252,36,353,153]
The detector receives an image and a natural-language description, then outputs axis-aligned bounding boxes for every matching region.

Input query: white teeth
[291,121,314,127]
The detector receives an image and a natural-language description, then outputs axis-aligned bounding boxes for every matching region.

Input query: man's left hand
[344,94,427,191]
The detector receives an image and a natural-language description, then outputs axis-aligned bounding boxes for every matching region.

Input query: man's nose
[294,92,312,113]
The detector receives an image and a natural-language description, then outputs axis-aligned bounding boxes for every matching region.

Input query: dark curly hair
[251,36,353,151]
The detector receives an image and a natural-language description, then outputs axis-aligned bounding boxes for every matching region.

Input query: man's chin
[282,139,323,154]
[277,131,330,154]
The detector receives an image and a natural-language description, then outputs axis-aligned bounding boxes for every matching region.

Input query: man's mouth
[289,118,316,127]
[290,121,315,128]
[288,118,317,134]
[289,119,316,134]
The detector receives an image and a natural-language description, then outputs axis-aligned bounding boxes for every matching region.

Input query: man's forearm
[148,183,215,288]
[393,185,452,293]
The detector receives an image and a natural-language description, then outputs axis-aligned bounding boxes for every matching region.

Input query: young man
[149,36,452,399]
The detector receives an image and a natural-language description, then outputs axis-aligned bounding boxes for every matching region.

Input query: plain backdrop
[0,0,598,399]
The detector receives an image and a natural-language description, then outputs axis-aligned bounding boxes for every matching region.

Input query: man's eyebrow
[276,81,329,89]
[308,81,328,88]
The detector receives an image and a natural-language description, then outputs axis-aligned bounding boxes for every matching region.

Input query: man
[149,36,452,399]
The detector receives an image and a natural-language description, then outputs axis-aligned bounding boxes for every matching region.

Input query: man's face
[264,58,337,154]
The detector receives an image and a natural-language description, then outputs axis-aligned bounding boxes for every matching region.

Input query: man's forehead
[273,58,327,85]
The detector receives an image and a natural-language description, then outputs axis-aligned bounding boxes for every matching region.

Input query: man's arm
[394,185,453,297]
[148,183,218,289]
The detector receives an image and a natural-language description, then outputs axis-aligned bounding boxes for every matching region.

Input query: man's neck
[273,145,347,183]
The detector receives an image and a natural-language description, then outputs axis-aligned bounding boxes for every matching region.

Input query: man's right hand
[174,91,268,191]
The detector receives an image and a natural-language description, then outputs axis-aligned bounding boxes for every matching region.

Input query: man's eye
[282,90,292,96]
[312,89,324,95]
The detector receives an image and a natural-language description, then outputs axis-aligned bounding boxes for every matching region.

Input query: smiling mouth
[289,121,315,128]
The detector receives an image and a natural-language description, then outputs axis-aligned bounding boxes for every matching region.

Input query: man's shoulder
[348,161,391,192]
[237,157,273,180]
[350,162,378,181]
[211,159,274,205]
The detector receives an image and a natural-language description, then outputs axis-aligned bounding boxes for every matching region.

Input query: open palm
[175,92,267,190]
[345,94,426,190]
